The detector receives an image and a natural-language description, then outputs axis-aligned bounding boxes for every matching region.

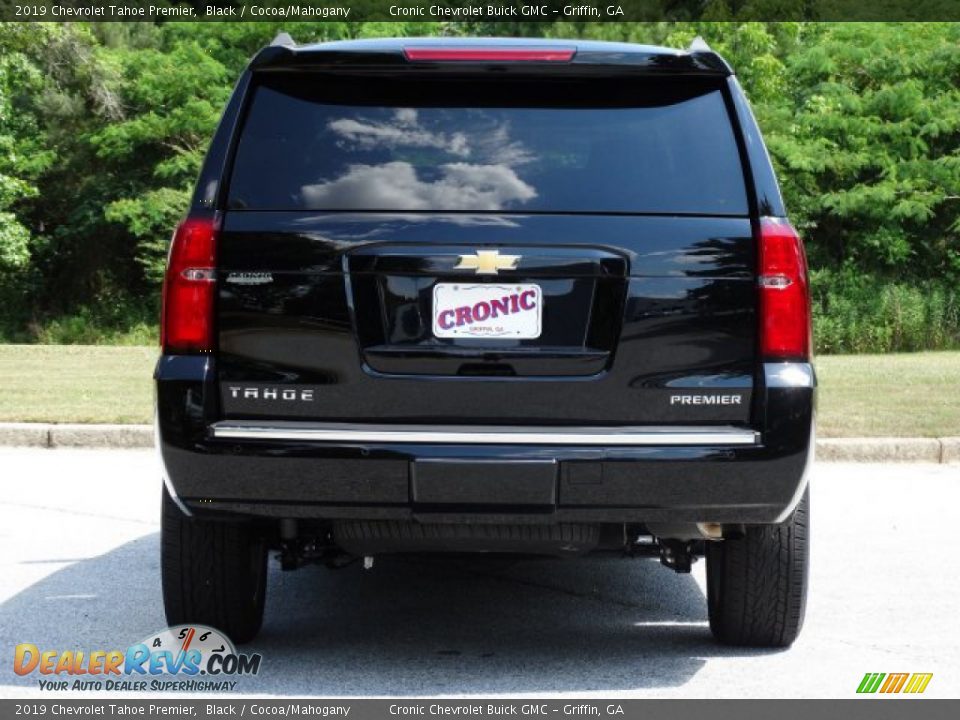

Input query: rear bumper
[156,358,814,525]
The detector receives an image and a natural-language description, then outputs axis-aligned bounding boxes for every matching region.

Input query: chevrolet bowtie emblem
[454,250,521,275]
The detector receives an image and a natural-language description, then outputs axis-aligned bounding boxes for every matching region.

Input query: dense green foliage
[0,21,958,352]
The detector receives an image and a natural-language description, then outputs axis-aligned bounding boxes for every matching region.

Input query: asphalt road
[0,448,957,699]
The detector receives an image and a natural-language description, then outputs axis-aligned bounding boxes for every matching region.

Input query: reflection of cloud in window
[475,124,533,167]
[301,161,537,211]
[395,108,417,125]
[328,109,470,157]
[327,108,534,169]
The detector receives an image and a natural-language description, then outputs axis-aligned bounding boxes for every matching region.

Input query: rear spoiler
[251,35,733,76]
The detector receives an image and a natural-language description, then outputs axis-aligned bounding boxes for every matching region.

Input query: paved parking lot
[0,448,957,698]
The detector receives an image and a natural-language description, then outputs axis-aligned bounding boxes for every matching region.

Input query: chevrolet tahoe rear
[156,36,815,647]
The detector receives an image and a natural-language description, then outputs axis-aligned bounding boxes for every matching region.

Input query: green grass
[0,345,156,424]
[815,351,960,438]
[0,345,958,437]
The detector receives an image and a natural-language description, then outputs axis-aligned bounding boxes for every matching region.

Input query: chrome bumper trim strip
[210,422,760,446]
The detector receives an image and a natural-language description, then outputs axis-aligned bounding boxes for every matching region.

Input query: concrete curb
[0,423,957,463]
[815,437,947,464]
[940,437,960,464]
[0,423,50,448]
[0,423,153,449]
[49,424,154,449]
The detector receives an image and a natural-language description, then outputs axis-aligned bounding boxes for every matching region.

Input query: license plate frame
[432,283,543,339]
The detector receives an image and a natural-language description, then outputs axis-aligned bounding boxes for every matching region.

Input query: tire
[706,486,809,647]
[161,485,267,644]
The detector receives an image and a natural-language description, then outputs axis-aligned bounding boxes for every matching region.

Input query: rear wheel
[706,486,809,647]
[161,485,267,644]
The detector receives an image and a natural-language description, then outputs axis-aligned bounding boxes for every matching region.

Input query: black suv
[156,36,814,647]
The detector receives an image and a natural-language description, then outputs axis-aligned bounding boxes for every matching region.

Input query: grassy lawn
[0,345,156,424]
[0,345,958,436]
[814,351,960,438]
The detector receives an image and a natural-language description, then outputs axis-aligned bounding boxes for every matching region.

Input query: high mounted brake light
[161,216,218,354]
[403,47,576,63]
[757,218,811,360]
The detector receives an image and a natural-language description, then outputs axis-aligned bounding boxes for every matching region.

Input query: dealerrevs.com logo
[13,625,262,692]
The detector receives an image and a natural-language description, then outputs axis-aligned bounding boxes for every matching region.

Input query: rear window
[228,75,748,215]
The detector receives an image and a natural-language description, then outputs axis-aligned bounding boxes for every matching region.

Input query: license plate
[432,283,542,339]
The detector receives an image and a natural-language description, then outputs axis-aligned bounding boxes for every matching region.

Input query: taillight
[161,216,218,354]
[757,217,811,360]
[403,47,576,63]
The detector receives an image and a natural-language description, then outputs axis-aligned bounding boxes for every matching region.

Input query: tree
[763,22,960,280]
[0,24,48,272]
[96,36,232,282]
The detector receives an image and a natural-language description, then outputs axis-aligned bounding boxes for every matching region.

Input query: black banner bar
[1,0,959,22]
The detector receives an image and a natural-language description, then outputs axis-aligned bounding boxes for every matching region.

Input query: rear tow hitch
[278,520,358,570]
[278,537,358,570]
[658,539,697,573]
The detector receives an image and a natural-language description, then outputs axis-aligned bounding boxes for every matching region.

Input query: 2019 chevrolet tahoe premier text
[156,36,814,647]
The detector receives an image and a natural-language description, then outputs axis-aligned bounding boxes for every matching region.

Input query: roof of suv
[250,36,733,76]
